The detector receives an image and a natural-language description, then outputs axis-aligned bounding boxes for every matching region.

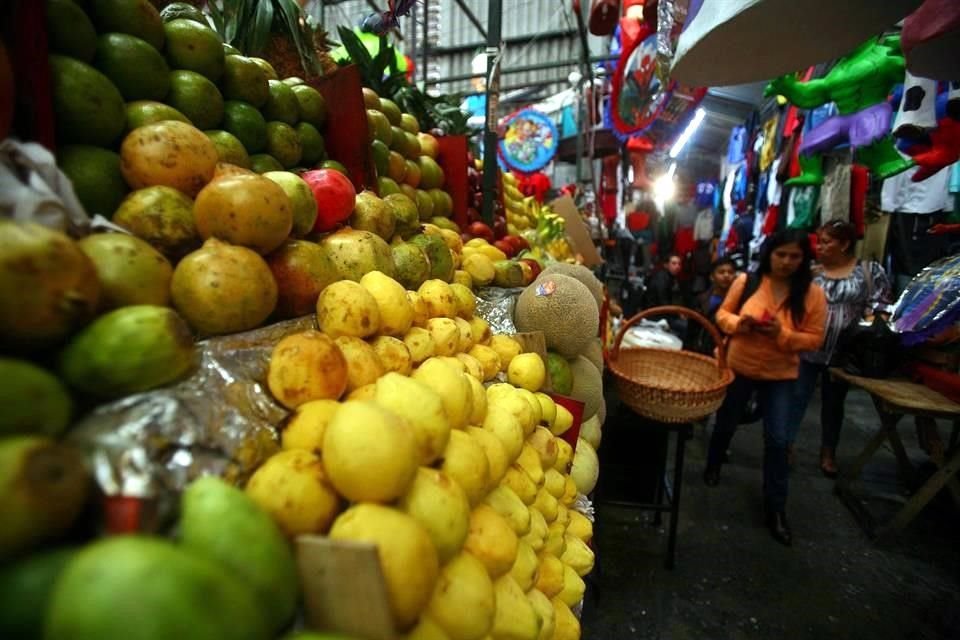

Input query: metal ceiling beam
[436,54,615,85]
[429,28,576,55]
[452,0,487,39]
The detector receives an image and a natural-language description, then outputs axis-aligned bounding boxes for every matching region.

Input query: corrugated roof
[312,0,593,98]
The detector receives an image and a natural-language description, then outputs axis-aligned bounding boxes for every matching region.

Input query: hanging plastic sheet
[892,253,960,346]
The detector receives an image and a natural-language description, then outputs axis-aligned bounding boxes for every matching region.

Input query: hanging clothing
[767,158,783,207]
[819,158,852,224]
[763,204,781,235]
[881,162,952,213]
[727,126,747,165]
[849,164,869,236]
[787,185,821,230]
[760,115,780,171]
[693,208,715,242]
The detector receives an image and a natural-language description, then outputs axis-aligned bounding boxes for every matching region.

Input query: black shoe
[765,511,793,547]
[703,465,720,487]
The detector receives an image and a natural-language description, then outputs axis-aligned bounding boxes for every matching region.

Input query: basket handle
[610,305,729,370]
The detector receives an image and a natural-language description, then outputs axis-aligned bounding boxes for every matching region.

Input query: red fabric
[902,0,960,56]
[849,164,869,236]
[626,210,651,231]
[13,0,55,150]
[906,117,960,181]
[436,135,469,226]
[627,136,654,152]
[762,204,780,235]
[724,225,739,254]
[674,225,696,257]
[601,189,617,225]
[518,172,552,203]
[903,362,960,404]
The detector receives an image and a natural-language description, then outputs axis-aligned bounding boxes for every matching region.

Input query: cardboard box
[549,195,603,267]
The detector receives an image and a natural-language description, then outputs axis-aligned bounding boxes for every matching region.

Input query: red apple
[467,221,494,243]
[494,239,516,257]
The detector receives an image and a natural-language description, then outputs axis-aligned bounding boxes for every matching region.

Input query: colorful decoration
[360,0,419,35]
[893,253,960,346]
[893,72,960,181]
[497,109,558,173]
[608,22,675,138]
[766,35,915,185]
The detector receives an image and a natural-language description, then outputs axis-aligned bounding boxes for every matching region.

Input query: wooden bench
[830,368,960,542]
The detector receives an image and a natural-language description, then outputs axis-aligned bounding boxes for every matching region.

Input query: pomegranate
[493,239,516,258]
[302,169,357,233]
[467,221,494,243]
[267,240,340,319]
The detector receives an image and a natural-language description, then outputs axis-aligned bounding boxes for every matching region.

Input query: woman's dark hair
[754,229,815,325]
[819,219,858,254]
[710,257,737,273]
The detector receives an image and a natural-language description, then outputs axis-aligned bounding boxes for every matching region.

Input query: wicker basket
[608,305,734,424]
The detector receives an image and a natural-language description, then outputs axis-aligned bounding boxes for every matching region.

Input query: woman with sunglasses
[792,220,892,476]
[703,229,827,546]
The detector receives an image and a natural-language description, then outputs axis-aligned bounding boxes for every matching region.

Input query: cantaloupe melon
[513,273,597,358]
[540,263,603,309]
[568,355,602,419]
[582,337,603,373]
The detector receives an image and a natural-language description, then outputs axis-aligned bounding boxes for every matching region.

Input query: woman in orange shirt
[703,229,827,547]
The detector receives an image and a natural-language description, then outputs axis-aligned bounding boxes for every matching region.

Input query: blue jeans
[791,360,850,450]
[706,374,798,512]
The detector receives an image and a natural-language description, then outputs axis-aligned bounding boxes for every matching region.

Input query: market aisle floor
[580,381,960,640]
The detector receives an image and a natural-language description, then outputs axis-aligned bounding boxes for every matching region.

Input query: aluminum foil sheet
[67,316,316,516]
[655,0,676,84]
[573,494,595,522]
[474,286,525,335]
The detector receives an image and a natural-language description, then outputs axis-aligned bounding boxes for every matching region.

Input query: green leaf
[338,26,376,87]
[249,0,275,55]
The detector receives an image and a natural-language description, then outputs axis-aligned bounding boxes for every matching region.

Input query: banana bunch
[546,237,573,261]
[502,173,537,234]
[534,206,565,246]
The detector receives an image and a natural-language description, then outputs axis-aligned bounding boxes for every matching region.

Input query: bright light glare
[669,107,707,159]
[653,172,676,201]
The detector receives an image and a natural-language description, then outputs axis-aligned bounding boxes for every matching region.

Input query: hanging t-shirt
[693,208,714,241]
[819,159,852,224]
[767,158,783,206]
[727,126,747,165]
[788,185,821,230]
[760,115,780,171]
[850,164,869,236]
[881,162,952,213]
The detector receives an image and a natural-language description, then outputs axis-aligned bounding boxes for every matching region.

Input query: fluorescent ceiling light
[669,107,707,159]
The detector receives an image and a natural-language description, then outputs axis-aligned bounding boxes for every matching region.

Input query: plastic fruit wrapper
[473,285,523,335]
[67,316,317,529]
